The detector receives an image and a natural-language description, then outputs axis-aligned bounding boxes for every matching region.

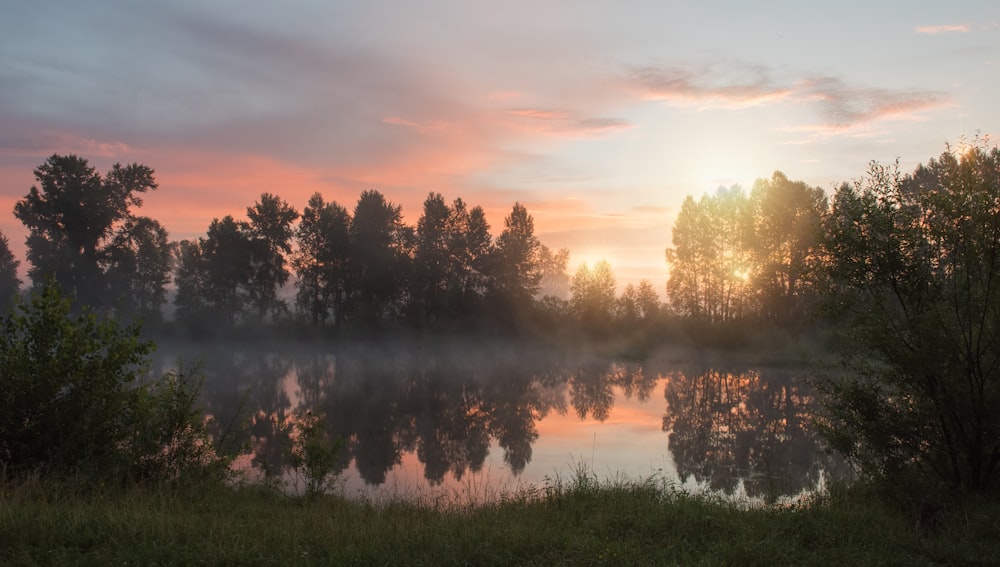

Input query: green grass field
[2,470,997,566]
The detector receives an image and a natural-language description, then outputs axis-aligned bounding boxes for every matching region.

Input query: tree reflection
[662,366,841,497]
[569,360,659,421]
[157,341,841,495]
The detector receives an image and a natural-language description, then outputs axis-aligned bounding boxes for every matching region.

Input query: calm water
[154,339,847,503]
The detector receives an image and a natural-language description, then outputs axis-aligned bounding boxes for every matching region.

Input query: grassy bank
[2,473,997,566]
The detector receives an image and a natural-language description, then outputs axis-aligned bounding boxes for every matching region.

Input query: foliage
[749,172,827,322]
[818,143,1000,494]
[13,155,164,314]
[665,175,826,324]
[0,231,20,313]
[245,192,299,322]
[570,259,617,330]
[666,186,753,321]
[491,202,542,325]
[0,283,229,483]
[285,411,343,497]
[411,193,494,326]
[104,216,171,324]
[293,192,352,327]
[537,244,571,299]
[349,190,413,327]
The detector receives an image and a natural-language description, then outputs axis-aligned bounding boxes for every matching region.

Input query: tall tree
[412,193,454,324]
[570,259,617,329]
[172,239,208,329]
[349,190,413,326]
[199,216,255,326]
[14,155,158,310]
[748,172,827,322]
[617,283,640,323]
[448,199,493,317]
[537,244,571,299]
[293,193,352,327]
[491,202,542,316]
[246,193,299,323]
[635,279,661,320]
[666,188,751,321]
[104,216,171,324]
[0,231,21,312]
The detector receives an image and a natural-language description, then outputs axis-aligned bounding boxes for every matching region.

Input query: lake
[153,339,848,504]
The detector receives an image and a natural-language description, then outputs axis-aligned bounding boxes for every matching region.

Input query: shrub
[0,283,230,484]
[818,144,1000,495]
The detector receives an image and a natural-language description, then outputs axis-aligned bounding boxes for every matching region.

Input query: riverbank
[3,473,996,566]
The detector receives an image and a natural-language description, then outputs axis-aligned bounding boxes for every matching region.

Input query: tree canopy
[14,155,163,314]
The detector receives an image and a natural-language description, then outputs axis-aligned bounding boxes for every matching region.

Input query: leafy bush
[286,411,342,497]
[818,144,1000,495]
[0,283,230,483]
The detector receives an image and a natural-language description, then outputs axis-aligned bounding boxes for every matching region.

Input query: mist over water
[152,339,847,503]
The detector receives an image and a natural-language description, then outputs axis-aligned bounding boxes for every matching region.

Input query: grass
[1,470,997,566]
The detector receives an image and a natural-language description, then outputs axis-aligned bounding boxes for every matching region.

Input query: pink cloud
[915,24,970,34]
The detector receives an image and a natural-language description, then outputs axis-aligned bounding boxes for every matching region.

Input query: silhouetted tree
[14,155,159,311]
[410,194,497,327]
[172,239,207,329]
[446,198,493,322]
[412,193,454,325]
[349,190,413,327]
[104,216,171,324]
[491,202,541,324]
[179,216,255,327]
[0,231,21,312]
[819,144,1000,493]
[246,193,299,323]
[293,193,351,327]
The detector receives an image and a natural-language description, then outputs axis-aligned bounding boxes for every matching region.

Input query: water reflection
[154,341,843,498]
[663,365,847,497]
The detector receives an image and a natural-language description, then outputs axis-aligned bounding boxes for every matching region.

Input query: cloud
[506,108,633,138]
[0,127,137,162]
[631,62,950,139]
[631,64,794,109]
[382,116,449,134]
[797,76,948,127]
[915,24,970,35]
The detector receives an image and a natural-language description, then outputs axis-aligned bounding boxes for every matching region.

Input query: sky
[1,1,998,291]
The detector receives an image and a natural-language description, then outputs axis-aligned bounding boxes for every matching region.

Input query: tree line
[0,155,666,337]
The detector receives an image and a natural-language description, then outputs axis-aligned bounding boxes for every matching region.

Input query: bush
[0,283,230,484]
[818,144,1000,495]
